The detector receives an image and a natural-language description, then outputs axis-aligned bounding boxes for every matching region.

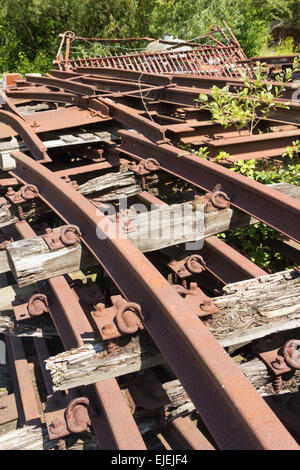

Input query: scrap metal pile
[55,24,249,79]
[0,30,299,450]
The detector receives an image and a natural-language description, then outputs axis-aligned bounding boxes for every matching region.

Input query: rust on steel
[73,67,173,86]
[6,89,109,117]
[11,219,146,450]
[71,74,163,92]
[65,397,91,434]
[25,74,97,96]
[0,110,50,162]
[5,335,41,426]
[46,276,96,349]
[168,416,215,450]
[0,106,109,140]
[118,130,300,243]
[72,65,298,102]
[45,276,147,450]
[33,337,56,398]
[0,159,129,188]
[138,190,264,284]
[6,85,167,143]
[201,236,266,283]
[58,40,247,79]
[283,340,300,370]
[10,150,299,449]
[98,97,168,143]
[47,279,146,449]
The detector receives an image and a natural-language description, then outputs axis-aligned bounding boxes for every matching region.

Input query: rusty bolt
[189,282,198,295]
[271,356,286,370]
[116,302,144,334]
[60,224,81,246]
[6,187,15,196]
[65,397,91,434]
[200,298,215,313]
[27,293,49,317]
[173,284,190,296]
[44,227,57,245]
[62,176,79,191]
[273,375,283,393]
[173,283,198,296]
[143,158,160,172]
[283,339,300,370]
[19,184,39,200]
[92,302,106,318]
[71,180,80,191]
[101,324,116,336]
[186,254,206,274]
[211,190,230,209]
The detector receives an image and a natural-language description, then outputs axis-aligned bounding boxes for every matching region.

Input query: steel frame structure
[55,24,248,79]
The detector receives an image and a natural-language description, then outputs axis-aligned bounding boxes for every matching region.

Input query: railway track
[0,67,299,450]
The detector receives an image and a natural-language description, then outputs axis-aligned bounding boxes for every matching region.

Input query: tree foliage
[0,0,299,73]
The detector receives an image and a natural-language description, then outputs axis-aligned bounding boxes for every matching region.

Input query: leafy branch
[196,58,299,136]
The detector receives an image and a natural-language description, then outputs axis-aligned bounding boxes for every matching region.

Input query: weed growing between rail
[189,61,300,271]
[183,140,300,271]
[218,151,299,271]
[196,60,299,136]
[219,155,298,271]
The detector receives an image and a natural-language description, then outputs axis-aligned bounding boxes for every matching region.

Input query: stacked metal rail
[0,68,299,450]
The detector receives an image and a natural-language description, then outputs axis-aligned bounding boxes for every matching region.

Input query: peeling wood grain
[0,425,57,450]
[205,268,300,347]
[46,335,165,391]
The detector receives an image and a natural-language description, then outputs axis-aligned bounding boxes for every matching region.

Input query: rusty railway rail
[0,66,299,450]
[6,150,298,450]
